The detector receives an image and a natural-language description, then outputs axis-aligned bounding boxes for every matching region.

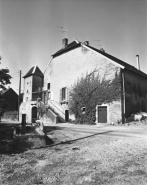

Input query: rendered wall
[124,69,147,118]
[23,76,32,102]
[44,46,122,123]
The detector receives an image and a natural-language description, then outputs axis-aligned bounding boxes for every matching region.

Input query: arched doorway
[32,106,37,123]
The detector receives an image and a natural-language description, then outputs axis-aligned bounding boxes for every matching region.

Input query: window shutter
[66,87,69,101]
[60,89,62,102]
[50,91,54,100]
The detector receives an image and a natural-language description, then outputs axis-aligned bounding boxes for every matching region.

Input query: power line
[10,71,19,76]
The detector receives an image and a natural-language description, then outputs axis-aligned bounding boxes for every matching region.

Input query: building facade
[21,39,147,124]
[19,65,44,123]
[43,38,147,124]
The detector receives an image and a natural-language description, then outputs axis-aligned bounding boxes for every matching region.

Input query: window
[47,83,50,90]
[62,87,66,100]
[27,90,29,93]
[60,87,68,102]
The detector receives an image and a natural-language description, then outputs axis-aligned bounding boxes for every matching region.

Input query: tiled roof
[23,66,43,78]
[52,41,81,57]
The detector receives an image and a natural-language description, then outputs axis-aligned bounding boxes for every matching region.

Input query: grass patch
[13,135,47,151]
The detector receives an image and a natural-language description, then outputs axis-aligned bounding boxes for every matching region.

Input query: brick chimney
[62,38,68,49]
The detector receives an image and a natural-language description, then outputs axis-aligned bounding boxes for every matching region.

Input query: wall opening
[32,106,37,123]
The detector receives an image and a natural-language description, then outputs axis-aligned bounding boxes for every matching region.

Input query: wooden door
[98,106,107,123]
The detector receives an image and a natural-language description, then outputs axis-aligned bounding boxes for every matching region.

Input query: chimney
[62,38,68,49]
[83,41,89,46]
[136,55,140,70]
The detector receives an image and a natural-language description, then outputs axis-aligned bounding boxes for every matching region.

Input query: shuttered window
[62,87,66,100]
[60,87,69,102]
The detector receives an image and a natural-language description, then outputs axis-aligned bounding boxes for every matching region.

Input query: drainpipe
[121,69,125,124]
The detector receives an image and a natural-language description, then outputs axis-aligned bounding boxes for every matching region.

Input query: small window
[47,83,50,90]
[62,87,66,100]
[27,90,29,93]
[26,97,28,101]
[60,87,69,102]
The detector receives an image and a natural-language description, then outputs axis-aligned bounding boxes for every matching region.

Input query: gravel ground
[0,128,147,185]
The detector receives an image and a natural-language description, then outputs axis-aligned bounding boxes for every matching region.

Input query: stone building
[19,65,44,123]
[43,38,147,124]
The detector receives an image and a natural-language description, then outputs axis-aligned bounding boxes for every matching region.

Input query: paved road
[46,123,147,138]
[1,120,147,138]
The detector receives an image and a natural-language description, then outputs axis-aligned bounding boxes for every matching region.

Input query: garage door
[98,106,107,123]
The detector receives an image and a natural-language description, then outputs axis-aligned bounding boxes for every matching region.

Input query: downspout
[121,69,125,123]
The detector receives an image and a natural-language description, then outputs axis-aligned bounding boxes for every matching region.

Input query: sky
[0,0,147,94]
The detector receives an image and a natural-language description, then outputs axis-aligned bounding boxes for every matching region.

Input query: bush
[126,115,135,123]
[0,99,8,120]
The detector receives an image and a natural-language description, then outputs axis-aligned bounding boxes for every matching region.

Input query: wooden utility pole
[18,70,21,121]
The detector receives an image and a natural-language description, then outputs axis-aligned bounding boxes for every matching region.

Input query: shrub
[0,99,8,120]
[126,115,135,123]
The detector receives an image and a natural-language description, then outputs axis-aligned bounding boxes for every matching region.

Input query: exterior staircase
[40,100,66,125]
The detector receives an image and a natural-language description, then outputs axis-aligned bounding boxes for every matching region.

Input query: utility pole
[18,70,21,121]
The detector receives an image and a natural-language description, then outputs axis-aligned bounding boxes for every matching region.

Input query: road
[46,123,147,138]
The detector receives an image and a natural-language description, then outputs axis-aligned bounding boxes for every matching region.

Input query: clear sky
[0,0,147,94]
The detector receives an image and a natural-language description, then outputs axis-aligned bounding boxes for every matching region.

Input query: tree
[0,68,12,89]
[0,57,12,121]
[69,69,121,124]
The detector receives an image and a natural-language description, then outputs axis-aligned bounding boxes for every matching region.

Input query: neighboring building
[43,38,147,124]
[0,88,21,120]
[19,65,44,123]
[0,88,19,111]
